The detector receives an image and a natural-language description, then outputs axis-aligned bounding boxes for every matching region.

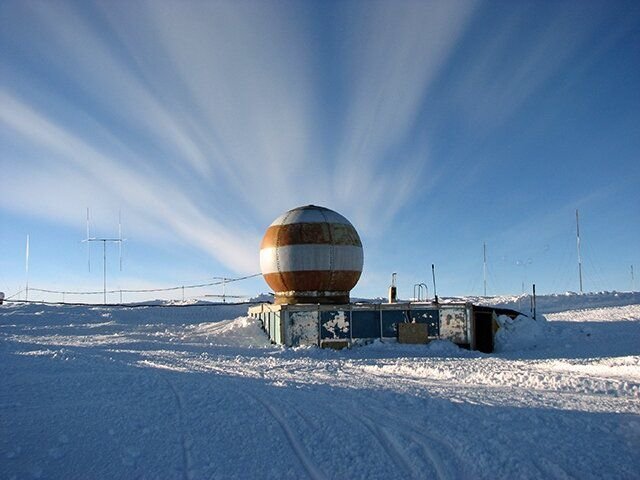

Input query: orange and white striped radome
[260,205,364,304]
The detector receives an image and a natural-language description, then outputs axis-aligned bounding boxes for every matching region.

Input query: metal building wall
[249,302,474,348]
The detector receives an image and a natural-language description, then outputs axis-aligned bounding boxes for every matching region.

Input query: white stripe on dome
[260,244,364,274]
[269,207,352,226]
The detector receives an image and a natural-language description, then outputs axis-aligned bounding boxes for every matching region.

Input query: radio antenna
[576,209,583,294]
[82,209,126,304]
[25,234,30,301]
[118,210,123,272]
[483,242,487,297]
[86,207,91,272]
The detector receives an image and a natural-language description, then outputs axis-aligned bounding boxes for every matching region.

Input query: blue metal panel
[269,312,279,343]
[320,310,350,340]
[381,310,409,337]
[409,308,440,336]
[274,311,281,344]
[351,310,381,338]
[270,313,278,343]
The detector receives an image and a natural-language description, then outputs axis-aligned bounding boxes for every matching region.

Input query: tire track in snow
[355,414,425,480]
[360,407,463,480]
[273,397,416,480]
[242,391,327,480]
[160,374,195,480]
[404,430,453,480]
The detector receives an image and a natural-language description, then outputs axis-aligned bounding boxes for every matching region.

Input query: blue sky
[1,0,639,302]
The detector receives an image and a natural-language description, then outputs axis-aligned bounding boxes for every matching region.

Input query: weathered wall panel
[381,310,407,337]
[439,307,468,344]
[320,310,350,340]
[409,308,440,336]
[289,310,319,346]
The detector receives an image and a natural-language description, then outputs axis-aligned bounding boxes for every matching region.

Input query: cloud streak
[1,0,628,281]
[1,0,477,273]
[0,90,258,272]
[332,0,476,230]
[449,1,624,132]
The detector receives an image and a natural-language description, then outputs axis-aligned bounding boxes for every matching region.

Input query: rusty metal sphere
[260,205,363,304]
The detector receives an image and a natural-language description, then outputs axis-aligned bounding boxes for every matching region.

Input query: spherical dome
[260,205,363,304]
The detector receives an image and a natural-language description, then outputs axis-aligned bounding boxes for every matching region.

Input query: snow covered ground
[1,293,639,479]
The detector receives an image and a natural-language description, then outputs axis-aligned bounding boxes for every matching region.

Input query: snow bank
[494,314,547,353]
[473,291,640,314]
[185,316,272,348]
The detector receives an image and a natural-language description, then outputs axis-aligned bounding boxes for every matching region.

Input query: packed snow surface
[1,293,639,479]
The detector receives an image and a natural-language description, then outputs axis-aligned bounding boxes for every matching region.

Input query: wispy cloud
[1,0,479,273]
[450,1,619,132]
[332,0,477,230]
[0,91,258,272]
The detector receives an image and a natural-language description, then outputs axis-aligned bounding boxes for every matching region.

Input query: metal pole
[532,284,537,320]
[118,210,123,272]
[86,208,91,272]
[431,264,438,303]
[25,234,30,302]
[483,243,487,296]
[576,210,583,294]
[103,240,107,305]
[632,265,635,292]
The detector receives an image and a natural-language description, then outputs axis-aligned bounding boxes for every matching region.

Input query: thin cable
[5,289,25,300]
[27,273,262,296]
[2,298,268,308]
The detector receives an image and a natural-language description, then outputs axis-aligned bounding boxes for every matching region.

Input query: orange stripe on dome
[263,270,362,293]
[260,223,362,249]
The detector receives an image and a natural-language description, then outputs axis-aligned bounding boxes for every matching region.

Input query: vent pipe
[431,264,439,304]
[388,273,397,303]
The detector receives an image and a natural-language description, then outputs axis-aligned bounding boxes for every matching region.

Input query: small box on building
[398,323,429,344]
[321,339,350,350]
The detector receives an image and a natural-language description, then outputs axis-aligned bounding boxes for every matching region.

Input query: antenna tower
[82,208,125,304]
[576,209,583,294]
[25,234,30,301]
[483,242,487,297]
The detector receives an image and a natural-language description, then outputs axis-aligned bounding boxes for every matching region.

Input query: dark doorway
[473,308,494,353]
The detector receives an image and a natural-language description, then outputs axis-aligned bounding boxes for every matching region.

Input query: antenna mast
[576,209,583,294]
[431,264,438,304]
[118,210,123,272]
[483,242,487,297]
[86,208,91,272]
[25,234,30,301]
[82,209,125,304]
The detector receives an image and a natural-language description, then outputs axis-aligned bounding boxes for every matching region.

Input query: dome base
[274,290,350,305]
